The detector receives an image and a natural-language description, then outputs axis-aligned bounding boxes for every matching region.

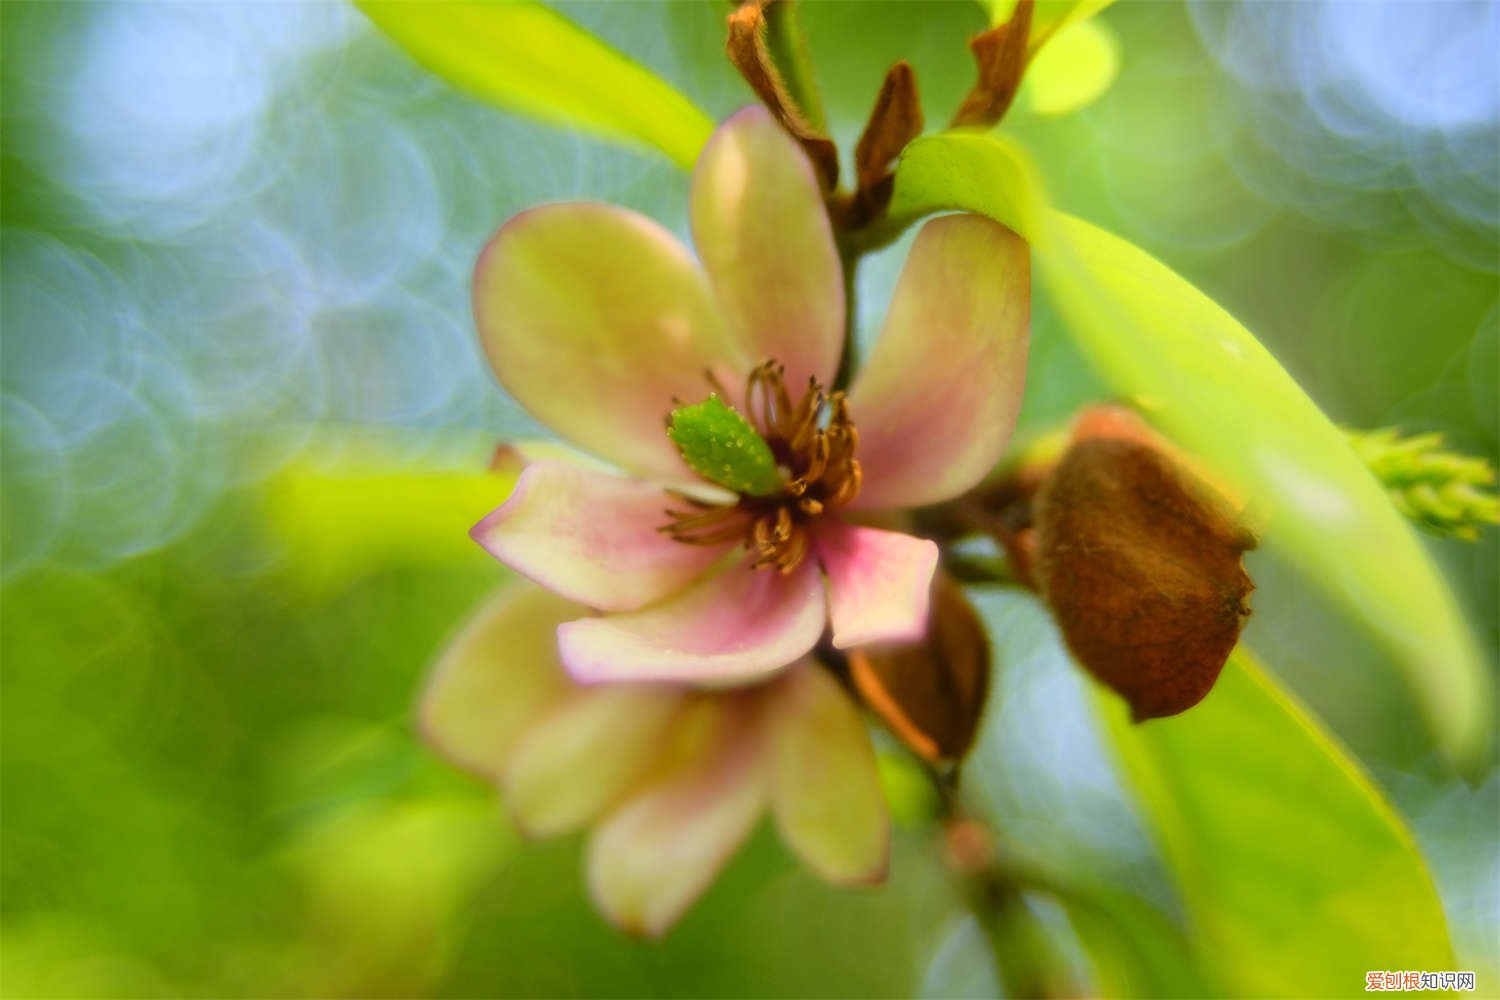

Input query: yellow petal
[418,584,574,779]
[767,665,889,884]
[505,686,682,837]
[586,696,766,936]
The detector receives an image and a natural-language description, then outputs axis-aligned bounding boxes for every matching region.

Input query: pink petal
[557,556,826,686]
[816,520,938,649]
[474,202,745,481]
[767,664,889,884]
[418,585,575,779]
[848,215,1030,509]
[691,106,843,392]
[504,686,683,837]
[472,460,728,613]
[586,696,766,936]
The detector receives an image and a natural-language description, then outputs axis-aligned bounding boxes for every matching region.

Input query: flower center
[662,359,862,573]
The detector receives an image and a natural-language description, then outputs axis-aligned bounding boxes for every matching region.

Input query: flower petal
[848,215,1030,509]
[504,686,683,837]
[472,460,728,613]
[587,696,766,936]
[557,557,825,686]
[691,106,843,391]
[817,520,938,649]
[418,585,575,779]
[767,664,889,884]
[474,202,741,480]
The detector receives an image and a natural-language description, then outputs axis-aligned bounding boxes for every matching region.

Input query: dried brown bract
[848,573,991,762]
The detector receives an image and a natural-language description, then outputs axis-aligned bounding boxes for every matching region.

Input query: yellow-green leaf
[887,130,1491,766]
[1094,650,1453,997]
[357,0,713,170]
[979,0,1118,54]
[261,436,526,593]
[1020,18,1120,117]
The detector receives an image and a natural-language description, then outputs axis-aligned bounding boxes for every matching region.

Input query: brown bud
[950,0,1034,129]
[844,61,924,227]
[942,817,996,876]
[847,574,991,763]
[726,0,839,191]
[1033,408,1256,721]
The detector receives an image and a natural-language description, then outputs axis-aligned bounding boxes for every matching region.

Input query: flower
[467,106,1030,686]
[421,105,1030,936]
[422,582,889,937]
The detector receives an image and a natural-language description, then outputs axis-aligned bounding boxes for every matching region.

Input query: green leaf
[667,395,781,496]
[1094,650,1454,997]
[886,130,1491,767]
[1055,885,1215,998]
[357,0,713,170]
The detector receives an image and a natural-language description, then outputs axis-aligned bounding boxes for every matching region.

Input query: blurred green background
[2,2,1495,996]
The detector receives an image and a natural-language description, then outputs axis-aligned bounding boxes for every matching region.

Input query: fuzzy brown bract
[1033,433,1256,721]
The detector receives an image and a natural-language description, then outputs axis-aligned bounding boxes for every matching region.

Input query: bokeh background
[2,1,1496,996]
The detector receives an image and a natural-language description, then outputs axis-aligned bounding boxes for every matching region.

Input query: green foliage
[1349,427,1500,541]
[1095,650,1453,997]
[886,130,1492,767]
[667,395,782,496]
[356,0,713,169]
[261,445,517,595]
[3,1,1494,996]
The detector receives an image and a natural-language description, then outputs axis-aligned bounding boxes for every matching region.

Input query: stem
[833,244,860,392]
[964,865,1067,999]
[941,551,1020,586]
[926,764,1075,998]
[764,1,827,133]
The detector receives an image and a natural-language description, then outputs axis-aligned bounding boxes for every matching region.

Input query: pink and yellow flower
[421,106,1029,935]
[467,106,1029,685]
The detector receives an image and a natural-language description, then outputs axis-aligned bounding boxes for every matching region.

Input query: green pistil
[667,394,782,497]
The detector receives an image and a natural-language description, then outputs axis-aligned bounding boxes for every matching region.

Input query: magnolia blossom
[468,106,1029,686]
[422,105,1029,934]
[423,582,889,936]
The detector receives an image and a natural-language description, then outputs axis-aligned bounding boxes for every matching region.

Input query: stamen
[830,459,862,506]
[786,382,823,453]
[677,520,759,546]
[704,367,731,400]
[663,505,741,532]
[802,433,830,484]
[771,365,795,436]
[775,527,810,574]
[772,505,793,542]
[752,512,775,547]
